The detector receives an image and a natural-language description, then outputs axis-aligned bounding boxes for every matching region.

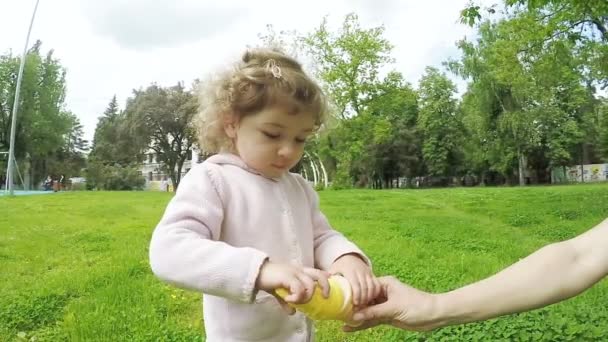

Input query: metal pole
[7,0,41,195]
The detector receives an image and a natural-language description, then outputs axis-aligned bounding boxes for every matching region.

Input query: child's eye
[262,131,280,139]
[295,137,307,144]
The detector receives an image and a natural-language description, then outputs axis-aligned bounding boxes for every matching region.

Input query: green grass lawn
[1,184,608,341]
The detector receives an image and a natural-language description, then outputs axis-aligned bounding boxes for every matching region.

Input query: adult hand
[343,276,442,332]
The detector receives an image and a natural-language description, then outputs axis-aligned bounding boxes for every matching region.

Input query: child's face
[226,105,315,178]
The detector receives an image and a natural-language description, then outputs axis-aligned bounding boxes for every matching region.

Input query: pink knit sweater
[149,153,369,341]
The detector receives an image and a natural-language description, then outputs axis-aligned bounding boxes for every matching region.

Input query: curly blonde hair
[196,48,329,153]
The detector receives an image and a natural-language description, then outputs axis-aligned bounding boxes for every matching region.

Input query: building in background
[139,146,205,191]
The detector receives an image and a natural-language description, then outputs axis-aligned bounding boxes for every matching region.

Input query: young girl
[149,48,379,341]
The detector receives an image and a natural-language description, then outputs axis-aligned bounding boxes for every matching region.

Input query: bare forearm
[433,220,608,327]
[437,243,584,324]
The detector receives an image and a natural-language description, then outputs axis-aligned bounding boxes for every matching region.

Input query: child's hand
[256,261,330,313]
[329,254,380,306]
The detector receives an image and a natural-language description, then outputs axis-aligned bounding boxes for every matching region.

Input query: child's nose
[278,143,296,158]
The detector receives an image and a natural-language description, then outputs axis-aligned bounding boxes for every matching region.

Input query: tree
[598,98,608,159]
[65,113,88,156]
[360,71,422,187]
[256,24,302,59]
[417,67,463,178]
[87,95,146,190]
[302,13,395,186]
[0,41,74,188]
[505,0,607,42]
[449,9,601,185]
[47,112,88,180]
[88,95,141,166]
[124,82,198,191]
[358,119,421,188]
[462,0,608,88]
[302,13,393,119]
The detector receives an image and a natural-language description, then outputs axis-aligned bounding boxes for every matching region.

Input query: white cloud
[81,0,250,50]
[1,0,492,142]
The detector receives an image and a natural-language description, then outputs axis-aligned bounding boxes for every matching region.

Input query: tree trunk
[24,158,31,190]
[170,169,177,192]
[517,148,526,186]
[174,159,185,191]
[28,157,35,190]
[582,143,592,165]
[580,144,584,183]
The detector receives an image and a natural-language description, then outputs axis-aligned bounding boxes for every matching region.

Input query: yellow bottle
[275,275,355,322]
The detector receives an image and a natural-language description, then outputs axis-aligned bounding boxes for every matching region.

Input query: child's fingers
[357,273,369,305]
[303,268,330,298]
[284,278,305,303]
[372,277,382,301]
[366,275,376,304]
[349,272,362,306]
[374,277,383,299]
[295,273,316,303]
[317,273,330,299]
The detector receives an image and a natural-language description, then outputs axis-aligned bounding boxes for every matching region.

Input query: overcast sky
[1,0,495,142]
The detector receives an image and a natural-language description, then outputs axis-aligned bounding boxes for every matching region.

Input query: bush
[86,162,145,190]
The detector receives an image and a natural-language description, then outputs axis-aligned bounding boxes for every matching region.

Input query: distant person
[149,48,380,341]
[52,176,59,192]
[43,175,52,191]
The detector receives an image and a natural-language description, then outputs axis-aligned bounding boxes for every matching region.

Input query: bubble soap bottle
[275,275,356,323]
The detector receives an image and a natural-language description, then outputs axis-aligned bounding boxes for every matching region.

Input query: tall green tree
[361,72,422,187]
[0,41,73,187]
[87,95,145,190]
[598,98,608,159]
[450,9,600,185]
[88,95,140,166]
[462,0,607,88]
[302,13,393,119]
[302,13,395,186]
[417,67,463,178]
[124,82,198,190]
[48,112,88,180]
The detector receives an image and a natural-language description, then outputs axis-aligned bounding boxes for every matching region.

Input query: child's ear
[223,113,238,139]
